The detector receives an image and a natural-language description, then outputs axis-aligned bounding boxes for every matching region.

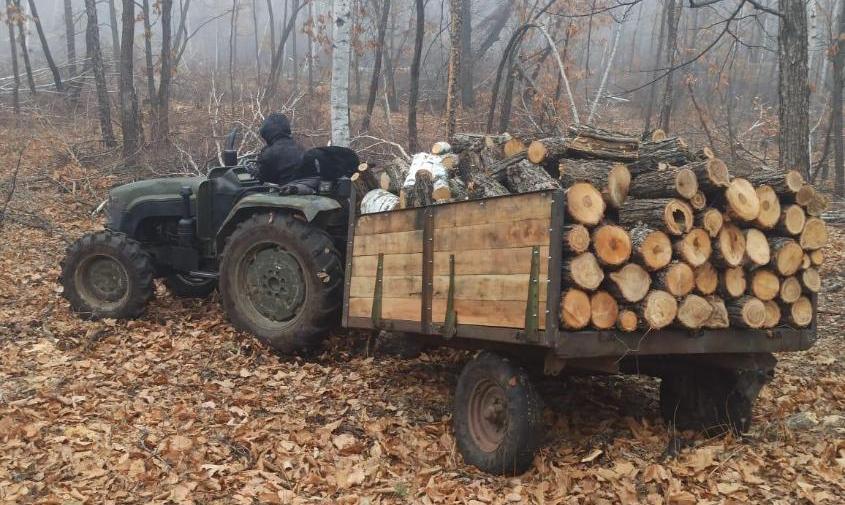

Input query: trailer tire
[453,352,544,475]
[659,366,770,434]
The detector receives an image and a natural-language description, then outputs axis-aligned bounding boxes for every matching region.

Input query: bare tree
[84,0,116,147]
[119,0,141,157]
[408,0,424,152]
[63,0,76,77]
[12,0,35,95]
[263,0,306,107]
[330,0,351,146]
[27,0,63,92]
[4,0,20,115]
[229,0,239,109]
[778,0,811,176]
[445,0,462,138]
[252,0,262,79]
[658,0,681,132]
[361,0,390,132]
[107,0,120,66]
[155,0,174,142]
[459,0,473,106]
[141,0,157,113]
[832,0,845,194]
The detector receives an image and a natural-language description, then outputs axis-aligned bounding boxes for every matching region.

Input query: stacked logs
[356,127,828,332]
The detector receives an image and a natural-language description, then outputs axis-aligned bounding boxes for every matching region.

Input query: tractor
[60,132,352,354]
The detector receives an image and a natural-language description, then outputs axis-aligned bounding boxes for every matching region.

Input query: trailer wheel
[453,352,544,475]
[659,366,771,434]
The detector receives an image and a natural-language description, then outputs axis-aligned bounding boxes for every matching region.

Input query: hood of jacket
[260,113,293,144]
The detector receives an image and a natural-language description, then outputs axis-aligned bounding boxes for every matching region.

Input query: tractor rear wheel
[218,212,343,354]
[164,273,217,298]
[60,231,155,319]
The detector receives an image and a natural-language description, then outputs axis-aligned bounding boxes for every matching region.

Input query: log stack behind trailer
[352,127,828,334]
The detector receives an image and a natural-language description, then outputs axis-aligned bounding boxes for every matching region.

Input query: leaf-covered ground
[1,129,843,504]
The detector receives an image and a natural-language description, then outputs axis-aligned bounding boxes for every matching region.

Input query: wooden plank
[432,274,548,302]
[355,209,421,235]
[351,253,423,277]
[353,230,423,256]
[434,218,551,251]
[350,275,423,299]
[435,192,554,229]
[349,297,421,320]
[433,247,549,275]
[432,299,546,329]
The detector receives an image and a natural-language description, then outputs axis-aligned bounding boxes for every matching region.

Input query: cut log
[801,267,821,294]
[809,249,824,266]
[567,132,639,161]
[563,224,591,255]
[696,146,716,160]
[608,263,651,303]
[694,262,718,295]
[590,291,619,330]
[566,182,606,226]
[560,288,591,329]
[725,178,761,221]
[695,208,723,238]
[558,159,631,209]
[794,184,816,207]
[779,276,802,304]
[440,153,460,170]
[689,191,707,210]
[799,217,828,250]
[754,185,781,229]
[750,269,780,301]
[650,129,667,141]
[380,157,411,194]
[639,290,678,329]
[676,294,714,329]
[449,133,495,153]
[563,252,604,291]
[686,158,730,194]
[448,177,469,201]
[802,253,812,270]
[673,228,712,267]
[402,171,435,208]
[636,137,692,168]
[351,172,374,199]
[743,228,771,266]
[360,189,399,214]
[777,205,806,236]
[618,198,693,236]
[769,237,804,276]
[726,295,766,328]
[806,191,830,217]
[629,167,698,200]
[486,152,527,183]
[654,261,695,297]
[704,296,730,329]
[629,224,673,271]
[527,137,569,165]
[616,310,638,332]
[713,224,746,267]
[461,152,510,199]
[720,266,747,298]
[787,296,813,327]
[431,141,452,155]
[762,300,781,329]
[743,169,804,197]
[592,225,632,266]
[503,138,527,157]
[504,160,561,193]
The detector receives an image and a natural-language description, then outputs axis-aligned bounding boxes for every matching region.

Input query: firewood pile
[352,126,829,332]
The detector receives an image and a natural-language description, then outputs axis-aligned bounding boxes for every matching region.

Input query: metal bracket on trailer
[520,245,541,343]
[443,254,457,339]
[370,253,384,329]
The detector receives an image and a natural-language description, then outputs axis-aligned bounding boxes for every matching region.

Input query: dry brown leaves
[1,127,844,504]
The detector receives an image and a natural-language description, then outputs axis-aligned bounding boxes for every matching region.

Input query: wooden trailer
[342,189,817,475]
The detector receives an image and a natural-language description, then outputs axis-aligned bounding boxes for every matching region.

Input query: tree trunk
[263,0,304,107]
[329,0,351,146]
[658,0,680,132]
[107,0,120,67]
[833,0,845,195]
[119,0,141,158]
[229,0,238,110]
[673,228,711,267]
[750,269,780,301]
[459,0,473,106]
[253,0,262,80]
[799,217,828,250]
[155,0,173,142]
[769,237,804,275]
[778,0,811,178]
[5,0,20,115]
[63,0,76,78]
[27,0,63,92]
[407,0,424,152]
[142,0,157,114]
[12,0,35,94]
[695,208,723,238]
[266,0,276,63]
[445,0,462,138]
[84,0,117,147]
[361,0,390,132]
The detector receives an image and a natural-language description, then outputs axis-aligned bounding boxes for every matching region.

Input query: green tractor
[60,132,351,353]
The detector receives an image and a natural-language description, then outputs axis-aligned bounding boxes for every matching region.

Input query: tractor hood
[106,176,205,233]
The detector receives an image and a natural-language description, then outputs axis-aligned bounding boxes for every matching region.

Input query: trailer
[342,189,817,475]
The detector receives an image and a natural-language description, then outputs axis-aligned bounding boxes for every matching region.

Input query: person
[256,112,305,185]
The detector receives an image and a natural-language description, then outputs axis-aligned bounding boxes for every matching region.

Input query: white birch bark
[330,0,352,147]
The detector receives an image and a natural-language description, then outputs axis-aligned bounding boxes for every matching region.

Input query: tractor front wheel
[60,231,155,319]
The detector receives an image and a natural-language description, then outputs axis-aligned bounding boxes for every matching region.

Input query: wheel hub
[243,245,305,322]
[79,255,129,303]
[468,379,509,453]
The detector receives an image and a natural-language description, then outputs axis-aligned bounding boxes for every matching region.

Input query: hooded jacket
[257,113,305,185]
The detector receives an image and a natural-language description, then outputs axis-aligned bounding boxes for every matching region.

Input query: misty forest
[2,0,845,503]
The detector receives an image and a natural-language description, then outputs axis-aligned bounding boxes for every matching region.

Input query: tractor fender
[215,193,342,250]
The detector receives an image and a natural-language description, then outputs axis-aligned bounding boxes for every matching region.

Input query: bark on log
[486,152,527,183]
[636,137,692,168]
[704,296,730,329]
[608,263,651,303]
[450,132,508,153]
[694,262,718,295]
[777,204,806,236]
[695,208,723,238]
[402,171,435,208]
[713,224,746,267]
[618,198,693,236]
[654,261,695,297]
[504,160,561,193]
[527,137,568,165]
[629,224,672,271]
[560,288,591,329]
[558,159,631,209]
[565,182,606,226]
[742,168,804,197]
[592,225,632,266]
[380,157,411,194]
[638,290,678,329]
[563,224,591,255]
[686,158,730,194]
[754,185,781,229]
[676,294,714,329]
[769,237,804,276]
[590,290,619,330]
[629,167,698,199]
[460,151,510,199]
[743,228,771,266]
[750,269,780,301]
[448,177,469,201]
[787,296,813,327]
[720,266,747,298]
[726,295,767,328]
[799,217,828,250]
[779,276,802,303]
[563,252,604,291]
[360,189,399,214]
[673,228,712,267]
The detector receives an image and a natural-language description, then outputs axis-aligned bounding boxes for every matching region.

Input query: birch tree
[330,0,351,147]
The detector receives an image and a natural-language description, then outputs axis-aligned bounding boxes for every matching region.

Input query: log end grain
[743,228,771,266]
[561,288,591,330]
[608,263,651,303]
[779,276,802,304]
[788,296,814,327]
[590,291,619,330]
[800,217,828,250]
[694,262,719,295]
[566,182,606,226]
[677,294,714,329]
[675,228,712,267]
[592,225,632,266]
[641,290,678,329]
[725,178,761,221]
[716,224,746,267]
[754,185,781,229]
[750,269,780,301]
[617,310,639,332]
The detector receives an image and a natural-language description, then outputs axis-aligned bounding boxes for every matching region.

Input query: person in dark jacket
[257,113,305,185]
